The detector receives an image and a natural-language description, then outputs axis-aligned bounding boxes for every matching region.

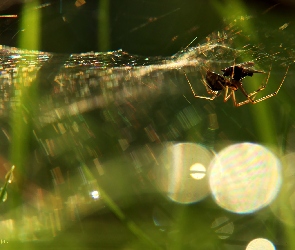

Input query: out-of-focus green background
[0,1,295,249]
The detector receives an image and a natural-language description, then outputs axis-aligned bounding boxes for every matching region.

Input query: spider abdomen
[221,62,264,81]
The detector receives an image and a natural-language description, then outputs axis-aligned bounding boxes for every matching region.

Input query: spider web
[0,14,291,124]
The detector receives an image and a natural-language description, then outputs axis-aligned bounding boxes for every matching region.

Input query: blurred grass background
[0,0,294,249]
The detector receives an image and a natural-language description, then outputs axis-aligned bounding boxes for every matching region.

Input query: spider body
[221,62,264,81]
[184,61,289,107]
[206,71,238,91]
[205,71,225,91]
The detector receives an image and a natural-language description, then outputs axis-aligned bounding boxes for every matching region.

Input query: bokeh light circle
[270,153,295,226]
[246,238,276,250]
[209,143,282,214]
[155,142,214,204]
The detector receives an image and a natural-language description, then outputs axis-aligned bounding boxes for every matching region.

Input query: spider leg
[237,83,263,101]
[201,78,215,94]
[236,65,289,105]
[231,79,266,106]
[234,84,265,106]
[233,92,251,106]
[223,86,233,102]
[231,87,257,106]
[183,70,220,100]
[208,78,232,103]
[246,64,272,97]
[250,65,289,104]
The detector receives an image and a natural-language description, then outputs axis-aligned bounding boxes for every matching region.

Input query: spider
[184,61,289,107]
